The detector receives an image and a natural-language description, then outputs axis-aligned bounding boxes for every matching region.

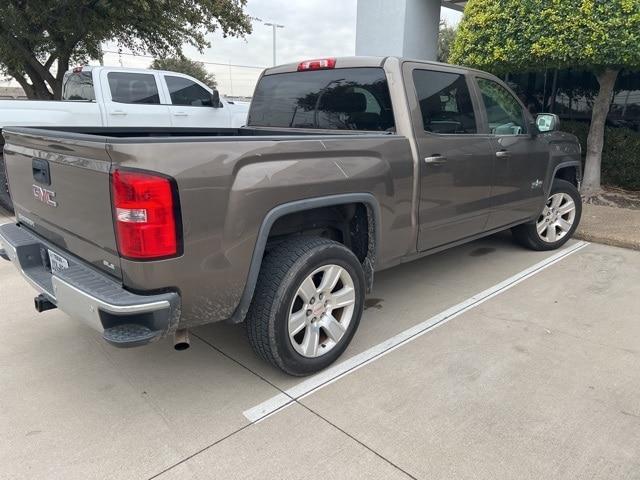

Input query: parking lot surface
[2,207,639,479]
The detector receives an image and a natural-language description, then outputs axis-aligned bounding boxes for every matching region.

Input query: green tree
[151,57,217,89]
[0,0,250,100]
[438,21,457,64]
[450,0,640,194]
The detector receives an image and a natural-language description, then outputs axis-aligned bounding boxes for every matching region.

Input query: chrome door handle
[110,110,127,116]
[424,155,447,164]
[496,150,511,158]
[173,112,189,117]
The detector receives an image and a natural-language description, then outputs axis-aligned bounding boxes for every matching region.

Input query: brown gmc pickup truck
[0,57,582,375]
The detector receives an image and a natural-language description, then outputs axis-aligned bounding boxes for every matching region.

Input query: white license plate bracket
[48,249,69,272]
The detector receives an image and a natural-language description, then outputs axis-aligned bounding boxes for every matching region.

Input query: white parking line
[243,241,589,423]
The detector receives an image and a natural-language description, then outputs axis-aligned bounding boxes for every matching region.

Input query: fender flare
[227,193,381,324]
[547,161,582,197]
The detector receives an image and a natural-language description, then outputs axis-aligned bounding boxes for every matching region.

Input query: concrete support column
[356,0,442,61]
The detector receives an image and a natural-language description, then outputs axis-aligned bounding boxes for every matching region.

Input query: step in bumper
[0,222,181,347]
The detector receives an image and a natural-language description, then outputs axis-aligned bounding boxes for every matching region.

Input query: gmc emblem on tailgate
[32,184,58,207]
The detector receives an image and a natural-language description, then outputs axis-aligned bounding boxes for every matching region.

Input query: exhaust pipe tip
[174,329,190,351]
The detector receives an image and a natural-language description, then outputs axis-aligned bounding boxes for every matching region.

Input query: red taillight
[297,58,336,71]
[110,169,180,260]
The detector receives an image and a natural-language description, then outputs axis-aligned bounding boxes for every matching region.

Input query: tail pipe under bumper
[174,329,190,351]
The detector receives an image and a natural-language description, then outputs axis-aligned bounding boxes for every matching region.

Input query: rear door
[99,70,171,127]
[403,63,496,251]
[160,74,231,127]
[472,75,550,229]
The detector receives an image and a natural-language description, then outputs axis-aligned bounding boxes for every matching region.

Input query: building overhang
[441,0,467,12]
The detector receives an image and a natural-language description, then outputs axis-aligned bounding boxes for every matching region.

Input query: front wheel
[512,179,582,251]
[246,236,365,376]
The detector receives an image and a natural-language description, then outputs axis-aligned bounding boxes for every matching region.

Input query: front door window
[477,78,527,135]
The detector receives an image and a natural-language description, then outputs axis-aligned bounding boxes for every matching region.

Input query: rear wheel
[246,236,365,376]
[512,179,582,251]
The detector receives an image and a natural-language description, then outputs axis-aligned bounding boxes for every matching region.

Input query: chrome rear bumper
[0,222,181,347]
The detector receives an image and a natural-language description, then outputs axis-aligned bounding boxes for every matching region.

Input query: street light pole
[263,22,284,66]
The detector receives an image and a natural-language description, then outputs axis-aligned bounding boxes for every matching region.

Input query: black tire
[246,236,365,376]
[512,179,582,251]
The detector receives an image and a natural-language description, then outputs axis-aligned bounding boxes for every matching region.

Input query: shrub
[561,121,640,191]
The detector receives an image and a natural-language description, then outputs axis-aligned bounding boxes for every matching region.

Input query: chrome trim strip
[3,144,110,173]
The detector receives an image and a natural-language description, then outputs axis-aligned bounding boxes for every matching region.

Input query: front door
[405,65,496,251]
[161,74,231,128]
[472,76,550,229]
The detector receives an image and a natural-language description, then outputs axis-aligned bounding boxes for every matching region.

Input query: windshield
[248,67,395,131]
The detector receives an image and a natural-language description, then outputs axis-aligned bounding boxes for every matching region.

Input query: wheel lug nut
[310,298,315,304]
[306,309,312,316]
[319,293,323,300]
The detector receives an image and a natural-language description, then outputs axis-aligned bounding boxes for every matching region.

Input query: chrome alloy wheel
[536,192,577,243]
[288,264,356,358]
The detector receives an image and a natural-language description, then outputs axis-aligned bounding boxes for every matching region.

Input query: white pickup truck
[0,66,249,129]
[0,66,250,210]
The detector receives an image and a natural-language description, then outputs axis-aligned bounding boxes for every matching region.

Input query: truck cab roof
[262,56,487,76]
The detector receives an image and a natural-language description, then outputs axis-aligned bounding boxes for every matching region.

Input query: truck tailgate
[2,128,120,278]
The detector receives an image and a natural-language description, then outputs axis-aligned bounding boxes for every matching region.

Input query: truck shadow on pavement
[192,230,547,388]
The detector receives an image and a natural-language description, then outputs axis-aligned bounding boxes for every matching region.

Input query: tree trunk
[8,70,36,99]
[549,69,558,113]
[52,55,71,100]
[17,62,54,100]
[582,69,619,196]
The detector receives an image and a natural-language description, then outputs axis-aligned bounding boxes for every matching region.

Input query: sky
[3,1,463,97]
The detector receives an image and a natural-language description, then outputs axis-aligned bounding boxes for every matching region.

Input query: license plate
[48,249,69,272]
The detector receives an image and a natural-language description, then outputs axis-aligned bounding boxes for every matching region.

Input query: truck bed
[0,125,388,211]
[2,125,413,329]
[7,125,394,138]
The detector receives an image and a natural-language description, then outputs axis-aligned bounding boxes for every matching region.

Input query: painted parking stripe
[244,240,589,422]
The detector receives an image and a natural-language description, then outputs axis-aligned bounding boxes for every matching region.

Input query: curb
[575,231,640,251]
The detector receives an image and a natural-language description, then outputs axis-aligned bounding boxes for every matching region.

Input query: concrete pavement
[298,242,640,480]
[1,210,639,479]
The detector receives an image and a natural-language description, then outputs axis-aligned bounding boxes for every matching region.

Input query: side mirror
[211,89,222,108]
[536,113,560,133]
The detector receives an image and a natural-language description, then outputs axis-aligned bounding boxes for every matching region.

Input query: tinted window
[165,76,213,106]
[62,72,95,101]
[413,70,477,134]
[248,68,395,131]
[108,72,160,104]
[477,78,526,134]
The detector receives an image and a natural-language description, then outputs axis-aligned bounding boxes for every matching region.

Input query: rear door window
[248,67,395,131]
[165,76,213,106]
[107,72,161,104]
[62,71,95,101]
[413,69,477,134]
